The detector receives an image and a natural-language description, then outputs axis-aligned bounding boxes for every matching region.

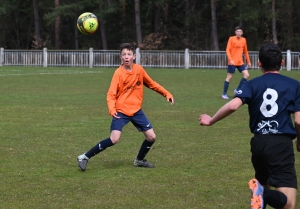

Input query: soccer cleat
[222,94,229,100]
[248,178,264,209]
[134,158,155,168]
[77,154,89,171]
[234,89,238,94]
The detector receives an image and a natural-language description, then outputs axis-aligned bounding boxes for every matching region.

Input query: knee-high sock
[136,139,155,160]
[223,81,229,95]
[263,188,287,209]
[85,138,114,159]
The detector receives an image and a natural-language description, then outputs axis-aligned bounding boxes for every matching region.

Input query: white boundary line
[0,71,103,76]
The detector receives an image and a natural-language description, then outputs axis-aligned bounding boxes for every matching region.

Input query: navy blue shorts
[250,134,297,189]
[227,65,247,74]
[110,109,153,132]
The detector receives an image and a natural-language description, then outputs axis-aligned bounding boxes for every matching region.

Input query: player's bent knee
[110,130,122,144]
[110,137,120,144]
[145,133,156,142]
[147,136,156,142]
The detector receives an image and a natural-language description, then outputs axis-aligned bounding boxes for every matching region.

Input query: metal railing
[0,47,299,70]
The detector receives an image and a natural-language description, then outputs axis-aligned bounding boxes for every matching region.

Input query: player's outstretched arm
[199,97,243,126]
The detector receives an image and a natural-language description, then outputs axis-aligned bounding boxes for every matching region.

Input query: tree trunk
[271,0,278,44]
[75,19,79,49]
[100,20,107,49]
[32,0,41,48]
[99,2,108,49]
[286,0,293,49]
[185,0,190,46]
[154,2,161,33]
[135,0,142,47]
[211,0,219,50]
[120,0,126,42]
[54,0,61,49]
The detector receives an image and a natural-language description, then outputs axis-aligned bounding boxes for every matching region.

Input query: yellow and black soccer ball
[77,12,98,35]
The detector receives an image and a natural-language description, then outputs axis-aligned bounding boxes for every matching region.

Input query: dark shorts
[110,109,153,132]
[250,134,297,189]
[227,65,247,74]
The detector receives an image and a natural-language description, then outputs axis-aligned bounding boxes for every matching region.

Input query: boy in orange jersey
[222,26,251,99]
[77,43,174,171]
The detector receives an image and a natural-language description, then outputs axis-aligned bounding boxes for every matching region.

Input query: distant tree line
[1,0,300,51]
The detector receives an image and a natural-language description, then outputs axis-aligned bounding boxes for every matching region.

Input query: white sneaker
[77,154,89,171]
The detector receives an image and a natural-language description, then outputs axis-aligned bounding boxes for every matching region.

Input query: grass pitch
[0,67,299,208]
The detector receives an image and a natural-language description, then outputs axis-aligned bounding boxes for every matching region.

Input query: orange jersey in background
[107,63,173,116]
[226,36,251,66]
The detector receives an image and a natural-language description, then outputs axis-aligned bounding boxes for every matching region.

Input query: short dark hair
[120,43,135,53]
[235,26,243,31]
[258,43,282,71]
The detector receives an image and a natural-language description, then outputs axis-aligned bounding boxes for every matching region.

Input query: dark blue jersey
[235,73,300,138]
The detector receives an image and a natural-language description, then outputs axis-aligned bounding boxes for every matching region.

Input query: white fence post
[136,48,140,64]
[0,47,3,66]
[89,47,93,68]
[184,48,189,69]
[286,50,291,71]
[43,47,47,67]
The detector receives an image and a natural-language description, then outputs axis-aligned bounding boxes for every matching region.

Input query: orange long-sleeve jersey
[107,63,173,116]
[226,36,251,66]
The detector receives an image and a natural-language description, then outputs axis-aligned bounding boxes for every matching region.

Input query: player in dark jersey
[199,43,300,209]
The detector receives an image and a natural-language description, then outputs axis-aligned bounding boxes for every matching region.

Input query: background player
[77,43,174,171]
[200,43,300,209]
[222,26,251,99]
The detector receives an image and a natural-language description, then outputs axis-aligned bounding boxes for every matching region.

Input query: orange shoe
[248,178,264,209]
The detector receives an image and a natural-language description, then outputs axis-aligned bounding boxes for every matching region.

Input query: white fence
[0,47,299,70]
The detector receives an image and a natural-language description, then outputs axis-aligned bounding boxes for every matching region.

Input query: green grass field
[0,66,300,209]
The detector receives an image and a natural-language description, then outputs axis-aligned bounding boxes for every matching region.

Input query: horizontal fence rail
[0,47,299,70]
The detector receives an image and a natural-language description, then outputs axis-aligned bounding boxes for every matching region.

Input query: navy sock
[263,188,287,208]
[136,139,154,160]
[223,81,229,95]
[85,138,114,159]
[237,78,247,89]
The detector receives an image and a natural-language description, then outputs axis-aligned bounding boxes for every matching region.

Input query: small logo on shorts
[146,123,150,127]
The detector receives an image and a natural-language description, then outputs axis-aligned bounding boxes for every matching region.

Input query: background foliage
[0,0,300,51]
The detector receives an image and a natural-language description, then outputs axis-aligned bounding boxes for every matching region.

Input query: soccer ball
[77,12,98,35]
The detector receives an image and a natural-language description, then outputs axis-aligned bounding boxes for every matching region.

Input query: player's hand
[112,112,121,119]
[230,61,234,65]
[168,97,174,105]
[199,114,212,126]
[247,63,252,68]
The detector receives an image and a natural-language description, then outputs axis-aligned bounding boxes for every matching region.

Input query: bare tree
[32,0,41,48]
[154,1,161,33]
[185,0,190,46]
[271,0,278,44]
[211,0,219,50]
[286,0,293,48]
[54,0,61,48]
[99,2,108,49]
[135,0,142,47]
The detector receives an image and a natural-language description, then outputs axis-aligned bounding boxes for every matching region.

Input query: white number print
[260,88,278,117]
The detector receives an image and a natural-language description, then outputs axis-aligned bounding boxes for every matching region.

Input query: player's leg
[222,65,235,99]
[77,112,129,171]
[235,65,249,93]
[275,187,297,209]
[131,109,155,168]
[250,135,297,209]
